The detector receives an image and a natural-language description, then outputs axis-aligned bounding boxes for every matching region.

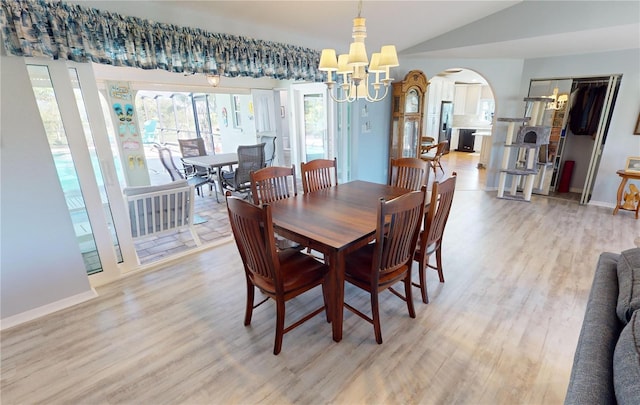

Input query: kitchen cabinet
[454,84,482,115]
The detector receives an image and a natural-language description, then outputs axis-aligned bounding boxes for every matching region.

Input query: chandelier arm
[327,87,353,103]
[367,83,390,102]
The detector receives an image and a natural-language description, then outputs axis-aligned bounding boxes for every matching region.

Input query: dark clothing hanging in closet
[568,84,607,136]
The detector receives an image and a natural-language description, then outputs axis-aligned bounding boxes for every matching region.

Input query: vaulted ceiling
[70,0,639,60]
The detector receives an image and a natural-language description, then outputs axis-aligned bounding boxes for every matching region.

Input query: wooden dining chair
[250,165,302,250]
[225,192,330,355]
[301,158,338,193]
[421,141,448,176]
[413,172,457,304]
[389,157,429,191]
[343,187,427,344]
[250,165,297,205]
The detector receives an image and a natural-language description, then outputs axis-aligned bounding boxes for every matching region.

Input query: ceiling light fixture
[318,0,399,103]
[206,74,221,87]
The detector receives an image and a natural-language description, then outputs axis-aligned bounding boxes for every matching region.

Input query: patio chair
[221,143,266,197]
[157,146,211,197]
[260,135,277,166]
[178,138,210,178]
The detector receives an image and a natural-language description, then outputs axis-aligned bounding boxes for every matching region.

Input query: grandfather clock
[389,70,429,159]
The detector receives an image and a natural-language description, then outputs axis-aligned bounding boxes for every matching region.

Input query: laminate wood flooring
[2,171,638,404]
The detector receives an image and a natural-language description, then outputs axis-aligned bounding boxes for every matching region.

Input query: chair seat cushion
[187,176,209,188]
[222,170,234,180]
[414,241,438,261]
[345,243,408,287]
[345,244,376,283]
[265,250,327,293]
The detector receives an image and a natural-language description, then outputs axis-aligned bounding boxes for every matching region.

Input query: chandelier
[318,0,399,103]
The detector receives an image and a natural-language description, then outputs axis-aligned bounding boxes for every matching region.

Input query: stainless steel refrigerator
[438,101,453,153]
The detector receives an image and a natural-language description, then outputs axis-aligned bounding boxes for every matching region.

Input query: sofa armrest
[564,252,622,405]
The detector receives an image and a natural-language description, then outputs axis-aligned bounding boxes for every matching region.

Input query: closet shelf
[500,168,539,175]
[523,97,554,103]
[497,117,531,123]
[504,143,540,149]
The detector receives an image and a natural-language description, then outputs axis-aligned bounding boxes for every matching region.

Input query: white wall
[217,94,258,153]
[0,56,94,323]
[520,49,640,205]
[352,96,392,184]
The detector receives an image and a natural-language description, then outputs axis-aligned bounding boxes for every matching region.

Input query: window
[232,95,242,128]
[135,91,220,152]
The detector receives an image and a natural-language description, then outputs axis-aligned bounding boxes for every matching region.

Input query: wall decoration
[625,156,640,173]
[634,112,640,135]
[106,81,150,186]
[621,184,639,210]
[362,121,371,133]
[222,107,228,127]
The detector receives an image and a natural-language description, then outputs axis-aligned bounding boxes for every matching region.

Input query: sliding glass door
[26,60,136,284]
[291,83,333,166]
[290,82,350,182]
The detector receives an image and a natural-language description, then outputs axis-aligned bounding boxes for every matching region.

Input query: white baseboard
[588,200,615,209]
[0,289,98,331]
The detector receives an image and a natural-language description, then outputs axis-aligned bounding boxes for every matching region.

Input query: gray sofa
[564,248,640,405]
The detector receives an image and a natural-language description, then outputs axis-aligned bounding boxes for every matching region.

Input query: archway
[425,68,495,190]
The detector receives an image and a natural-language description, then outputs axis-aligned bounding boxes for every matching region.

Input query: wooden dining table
[268,180,411,342]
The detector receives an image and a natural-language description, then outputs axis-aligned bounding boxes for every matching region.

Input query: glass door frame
[27,59,138,286]
[579,75,620,205]
[290,83,332,168]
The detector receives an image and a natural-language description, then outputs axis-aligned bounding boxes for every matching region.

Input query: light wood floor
[2,154,638,404]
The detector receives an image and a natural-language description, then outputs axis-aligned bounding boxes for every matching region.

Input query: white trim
[0,289,98,331]
[587,200,615,209]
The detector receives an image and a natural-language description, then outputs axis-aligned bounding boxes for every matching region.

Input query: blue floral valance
[0,0,323,81]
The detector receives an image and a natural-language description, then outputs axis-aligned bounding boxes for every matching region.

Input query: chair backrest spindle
[301,158,338,193]
[389,157,429,191]
[250,165,297,205]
